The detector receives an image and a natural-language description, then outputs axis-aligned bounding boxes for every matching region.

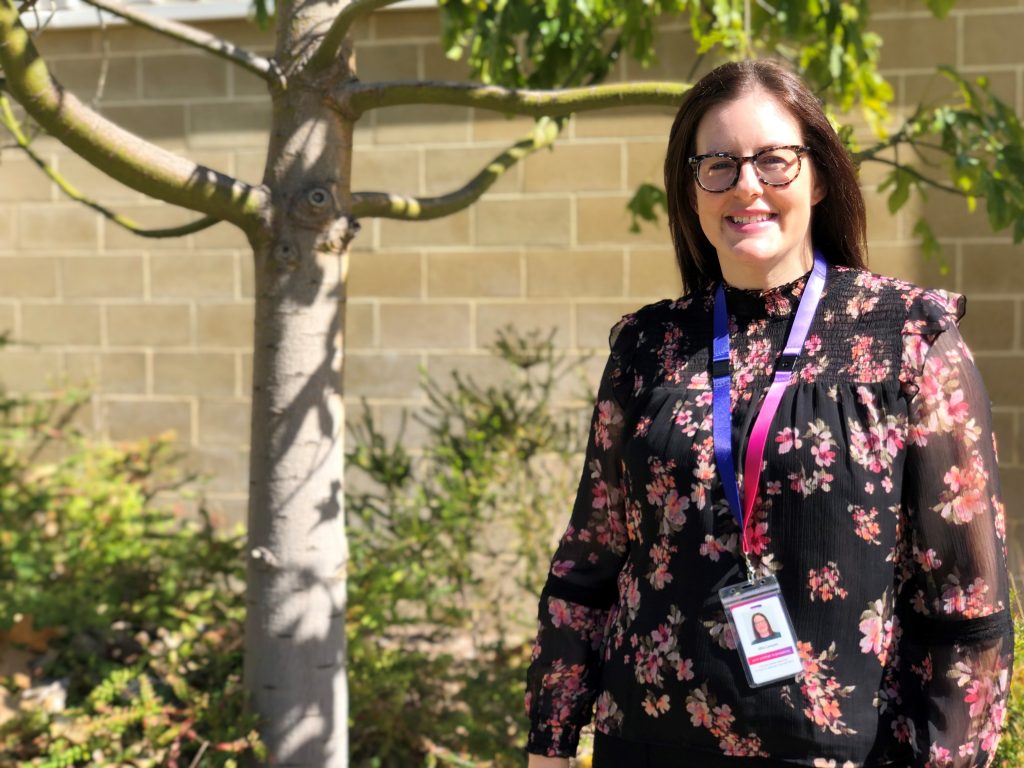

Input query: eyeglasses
[687,145,811,193]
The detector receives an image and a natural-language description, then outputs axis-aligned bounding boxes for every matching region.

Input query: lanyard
[711,252,828,561]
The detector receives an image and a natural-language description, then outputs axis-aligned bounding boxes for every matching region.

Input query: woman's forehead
[694,91,804,154]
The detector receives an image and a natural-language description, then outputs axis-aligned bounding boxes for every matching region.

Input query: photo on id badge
[730,593,802,686]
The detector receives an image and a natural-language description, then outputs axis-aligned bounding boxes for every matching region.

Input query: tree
[0,0,1020,764]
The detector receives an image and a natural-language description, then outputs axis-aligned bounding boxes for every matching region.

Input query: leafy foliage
[439,0,892,130]
[0,376,263,766]
[346,327,584,766]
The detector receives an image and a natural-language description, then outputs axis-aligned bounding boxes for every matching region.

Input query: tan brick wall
[0,5,1022,576]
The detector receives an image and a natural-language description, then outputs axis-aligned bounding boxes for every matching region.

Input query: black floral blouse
[525,265,1014,767]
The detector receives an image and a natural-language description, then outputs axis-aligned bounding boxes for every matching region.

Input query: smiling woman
[525,59,1014,768]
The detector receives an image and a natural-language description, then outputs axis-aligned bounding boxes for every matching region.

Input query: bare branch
[0,94,218,237]
[352,117,560,220]
[79,0,285,90]
[0,0,268,233]
[305,0,405,76]
[338,79,690,119]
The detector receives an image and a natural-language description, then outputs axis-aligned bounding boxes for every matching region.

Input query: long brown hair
[664,59,867,293]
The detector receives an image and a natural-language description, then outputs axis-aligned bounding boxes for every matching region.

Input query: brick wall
[1,4,1022,570]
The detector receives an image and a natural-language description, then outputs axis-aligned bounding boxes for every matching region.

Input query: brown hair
[664,59,867,292]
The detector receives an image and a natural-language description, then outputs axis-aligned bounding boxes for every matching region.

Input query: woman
[525,59,1013,767]
[750,613,781,644]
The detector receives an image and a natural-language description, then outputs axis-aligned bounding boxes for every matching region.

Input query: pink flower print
[911,654,933,684]
[676,657,695,682]
[686,687,712,728]
[700,533,737,562]
[551,559,574,578]
[850,505,882,545]
[704,616,738,650]
[806,419,836,467]
[804,334,822,355]
[890,715,915,744]
[796,641,857,735]
[935,455,989,524]
[846,293,879,319]
[642,692,671,717]
[765,289,793,317]
[594,691,624,734]
[548,598,573,628]
[685,684,768,756]
[688,371,709,390]
[807,562,849,602]
[964,676,995,720]
[647,538,678,590]
[594,400,623,450]
[845,335,889,381]
[925,744,953,768]
[940,573,1002,618]
[634,416,652,437]
[912,546,942,572]
[745,519,771,556]
[673,403,699,437]
[858,594,895,665]
[776,427,803,454]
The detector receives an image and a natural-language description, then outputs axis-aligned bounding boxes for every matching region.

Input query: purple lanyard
[712,252,827,558]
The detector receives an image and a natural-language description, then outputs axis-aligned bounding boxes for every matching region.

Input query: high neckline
[720,267,813,319]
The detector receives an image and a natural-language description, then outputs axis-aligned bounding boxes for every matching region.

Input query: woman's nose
[734,161,764,196]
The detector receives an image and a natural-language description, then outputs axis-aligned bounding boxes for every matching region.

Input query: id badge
[718,575,803,687]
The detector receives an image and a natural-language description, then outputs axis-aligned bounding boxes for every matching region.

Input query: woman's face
[753,614,771,638]
[692,88,825,289]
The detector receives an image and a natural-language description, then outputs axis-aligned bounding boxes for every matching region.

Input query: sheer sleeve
[524,315,637,758]
[899,294,1014,767]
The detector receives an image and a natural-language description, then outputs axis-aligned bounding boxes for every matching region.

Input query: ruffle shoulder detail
[899,286,967,394]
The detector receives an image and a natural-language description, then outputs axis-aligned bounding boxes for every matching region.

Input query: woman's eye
[759,154,788,169]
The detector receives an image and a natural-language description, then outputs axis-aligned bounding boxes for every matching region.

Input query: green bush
[345,327,583,767]
[0,374,263,766]
[0,328,582,767]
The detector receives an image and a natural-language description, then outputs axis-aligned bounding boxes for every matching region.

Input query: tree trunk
[243,6,356,764]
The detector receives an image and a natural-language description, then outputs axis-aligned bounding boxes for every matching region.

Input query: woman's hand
[526,754,571,768]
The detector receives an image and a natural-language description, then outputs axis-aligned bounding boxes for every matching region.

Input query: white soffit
[20,0,436,31]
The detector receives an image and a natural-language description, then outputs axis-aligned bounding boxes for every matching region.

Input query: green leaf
[626,183,669,233]
[923,0,956,19]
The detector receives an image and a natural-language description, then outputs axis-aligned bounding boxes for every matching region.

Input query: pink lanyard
[711,253,827,559]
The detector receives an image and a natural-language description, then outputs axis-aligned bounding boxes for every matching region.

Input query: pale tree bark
[242,0,356,763]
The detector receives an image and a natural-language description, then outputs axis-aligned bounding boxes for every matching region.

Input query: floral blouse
[525,266,1014,767]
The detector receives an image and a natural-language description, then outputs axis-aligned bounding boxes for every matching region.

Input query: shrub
[0,370,263,766]
[346,328,584,766]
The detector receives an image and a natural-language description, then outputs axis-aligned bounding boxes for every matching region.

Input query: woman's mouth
[727,213,776,225]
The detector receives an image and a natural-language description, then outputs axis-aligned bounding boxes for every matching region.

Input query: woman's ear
[811,173,827,206]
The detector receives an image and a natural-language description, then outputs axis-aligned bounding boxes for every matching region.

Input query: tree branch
[351,117,561,220]
[864,156,968,197]
[337,79,690,119]
[79,0,285,90]
[305,0,405,77]
[0,94,218,237]
[0,0,268,234]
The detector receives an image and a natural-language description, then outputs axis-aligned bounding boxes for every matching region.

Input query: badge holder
[718,575,803,687]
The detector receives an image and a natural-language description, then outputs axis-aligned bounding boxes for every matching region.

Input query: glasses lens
[696,157,738,192]
[754,148,801,185]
